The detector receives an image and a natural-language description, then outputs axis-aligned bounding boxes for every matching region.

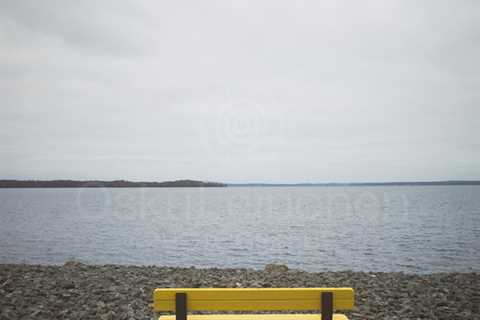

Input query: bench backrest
[153,288,354,312]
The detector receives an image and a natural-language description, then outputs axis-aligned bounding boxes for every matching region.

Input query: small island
[0,179,226,188]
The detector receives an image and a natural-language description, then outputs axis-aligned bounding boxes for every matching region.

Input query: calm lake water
[0,186,479,273]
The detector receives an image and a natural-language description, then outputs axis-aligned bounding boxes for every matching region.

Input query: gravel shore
[0,263,478,320]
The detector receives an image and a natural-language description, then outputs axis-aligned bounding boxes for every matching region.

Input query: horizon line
[1,178,480,186]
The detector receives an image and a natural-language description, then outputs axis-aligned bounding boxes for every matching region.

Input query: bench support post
[321,292,333,320]
[175,293,187,320]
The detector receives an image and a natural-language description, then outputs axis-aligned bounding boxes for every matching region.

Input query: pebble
[0,263,478,320]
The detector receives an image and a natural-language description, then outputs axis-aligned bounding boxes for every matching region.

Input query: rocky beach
[0,263,478,320]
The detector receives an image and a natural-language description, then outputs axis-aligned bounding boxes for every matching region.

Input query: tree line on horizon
[0,179,226,188]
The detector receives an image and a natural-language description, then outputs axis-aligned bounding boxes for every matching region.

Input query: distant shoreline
[228,180,480,187]
[0,179,479,188]
[0,179,226,188]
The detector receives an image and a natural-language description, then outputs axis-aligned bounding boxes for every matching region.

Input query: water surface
[0,186,479,273]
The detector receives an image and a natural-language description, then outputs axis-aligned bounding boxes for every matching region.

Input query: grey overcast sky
[1,1,479,183]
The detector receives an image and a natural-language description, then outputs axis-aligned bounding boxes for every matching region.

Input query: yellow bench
[153,288,355,320]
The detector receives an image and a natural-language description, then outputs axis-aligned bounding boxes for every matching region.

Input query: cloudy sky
[1,1,479,183]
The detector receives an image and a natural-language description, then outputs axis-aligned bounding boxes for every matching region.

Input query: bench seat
[159,315,349,320]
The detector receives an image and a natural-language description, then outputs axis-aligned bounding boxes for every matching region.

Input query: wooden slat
[159,314,349,320]
[153,288,354,312]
